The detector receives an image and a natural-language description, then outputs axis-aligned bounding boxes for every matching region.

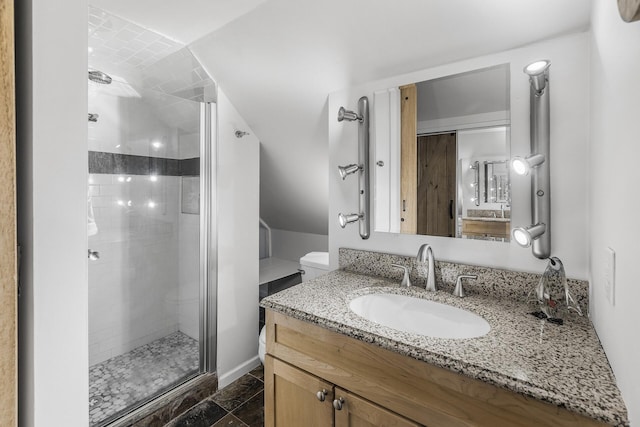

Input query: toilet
[259,251,330,364]
[299,251,330,282]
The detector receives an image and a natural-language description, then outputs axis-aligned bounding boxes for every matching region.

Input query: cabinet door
[334,387,422,427]
[265,355,335,427]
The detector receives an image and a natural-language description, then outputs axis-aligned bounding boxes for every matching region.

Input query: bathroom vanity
[260,250,629,427]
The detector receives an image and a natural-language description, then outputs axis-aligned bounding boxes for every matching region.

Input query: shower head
[88,70,112,85]
[337,106,362,122]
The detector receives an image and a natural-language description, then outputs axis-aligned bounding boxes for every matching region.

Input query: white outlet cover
[604,247,616,305]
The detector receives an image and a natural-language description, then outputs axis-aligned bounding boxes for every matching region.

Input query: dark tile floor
[167,365,264,427]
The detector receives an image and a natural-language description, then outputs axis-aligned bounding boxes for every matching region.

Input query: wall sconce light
[511,154,545,176]
[338,213,362,228]
[337,106,363,122]
[523,60,550,94]
[338,163,362,180]
[337,97,370,239]
[512,223,546,248]
[512,60,551,259]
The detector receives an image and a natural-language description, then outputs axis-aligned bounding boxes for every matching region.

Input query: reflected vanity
[373,64,511,242]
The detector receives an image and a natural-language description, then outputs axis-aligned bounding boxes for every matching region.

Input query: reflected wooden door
[399,84,417,234]
[417,133,456,237]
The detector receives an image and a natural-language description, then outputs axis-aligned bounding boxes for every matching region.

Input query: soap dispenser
[529,257,582,323]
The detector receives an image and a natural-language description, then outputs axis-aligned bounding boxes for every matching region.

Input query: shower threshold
[89,331,199,427]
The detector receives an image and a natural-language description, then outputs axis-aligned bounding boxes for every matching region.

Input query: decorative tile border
[338,247,589,312]
[88,151,199,176]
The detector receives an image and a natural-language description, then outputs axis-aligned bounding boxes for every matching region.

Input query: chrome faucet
[390,264,412,287]
[416,244,436,291]
[453,275,477,298]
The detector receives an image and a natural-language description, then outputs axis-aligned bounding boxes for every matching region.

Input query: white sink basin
[349,293,490,339]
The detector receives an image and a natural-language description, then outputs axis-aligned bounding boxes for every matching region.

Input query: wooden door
[399,84,417,234]
[265,355,335,427]
[417,133,456,237]
[334,387,421,427]
[0,0,17,425]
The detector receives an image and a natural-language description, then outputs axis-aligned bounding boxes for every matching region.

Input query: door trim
[0,0,18,424]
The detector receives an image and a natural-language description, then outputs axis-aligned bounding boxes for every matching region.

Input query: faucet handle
[453,274,477,298]
[391,264,412,287]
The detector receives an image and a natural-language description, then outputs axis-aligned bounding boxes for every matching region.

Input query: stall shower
[87,6,217,426]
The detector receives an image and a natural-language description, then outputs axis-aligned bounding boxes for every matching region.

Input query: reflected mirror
[374,64,511,241]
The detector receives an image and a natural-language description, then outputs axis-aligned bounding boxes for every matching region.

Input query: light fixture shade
[338,164,361,180]
[523,60,550,93]
[512,223,546,248]
[523,60,551,76]
[338,213,361,228]
[511,153,545,176]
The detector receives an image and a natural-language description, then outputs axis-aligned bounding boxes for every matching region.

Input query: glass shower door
[87,79,204,426]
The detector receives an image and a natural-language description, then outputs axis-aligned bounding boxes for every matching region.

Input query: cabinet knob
[316,389,327,402]
[332,397,345,410]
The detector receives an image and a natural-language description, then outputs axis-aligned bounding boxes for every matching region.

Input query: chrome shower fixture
[523,60,550,94]
[88,70,112,84]
[88,113,99,122]
[512,60,551,258]
[337,106,363,122]
[338,163,361,180]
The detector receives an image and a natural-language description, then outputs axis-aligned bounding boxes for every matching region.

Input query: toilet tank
[299,252,330,282]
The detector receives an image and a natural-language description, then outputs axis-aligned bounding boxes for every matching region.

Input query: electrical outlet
[604,247,616,305]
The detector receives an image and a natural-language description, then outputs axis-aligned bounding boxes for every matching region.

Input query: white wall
[16,0,89,425]
[329,33,590,280]
[271,229,329,263]
[589,1,640,422]
[216,89,260,387]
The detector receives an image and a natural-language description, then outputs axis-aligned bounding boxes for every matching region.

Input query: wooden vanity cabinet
[265,356,334,426]
[264,310,608,427]
[265,355,419,427]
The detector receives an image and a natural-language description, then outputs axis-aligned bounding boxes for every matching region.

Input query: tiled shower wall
[88,174,181,365]
[88,114,201,366]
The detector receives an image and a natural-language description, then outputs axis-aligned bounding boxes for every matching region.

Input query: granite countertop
[260,269,629,427]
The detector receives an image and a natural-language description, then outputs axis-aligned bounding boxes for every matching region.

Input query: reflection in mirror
[374,64,511,241]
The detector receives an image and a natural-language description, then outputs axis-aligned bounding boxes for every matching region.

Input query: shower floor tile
[89,331,199,427]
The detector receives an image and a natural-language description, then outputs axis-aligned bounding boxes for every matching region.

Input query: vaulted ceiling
[89,0,591,235]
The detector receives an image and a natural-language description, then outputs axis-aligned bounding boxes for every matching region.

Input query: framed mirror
[373,64,511,241]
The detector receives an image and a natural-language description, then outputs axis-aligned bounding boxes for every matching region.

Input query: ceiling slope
[95,0,591,235]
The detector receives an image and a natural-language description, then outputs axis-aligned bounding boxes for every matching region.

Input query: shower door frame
[200,101,217,373]
[102,100,218,427]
